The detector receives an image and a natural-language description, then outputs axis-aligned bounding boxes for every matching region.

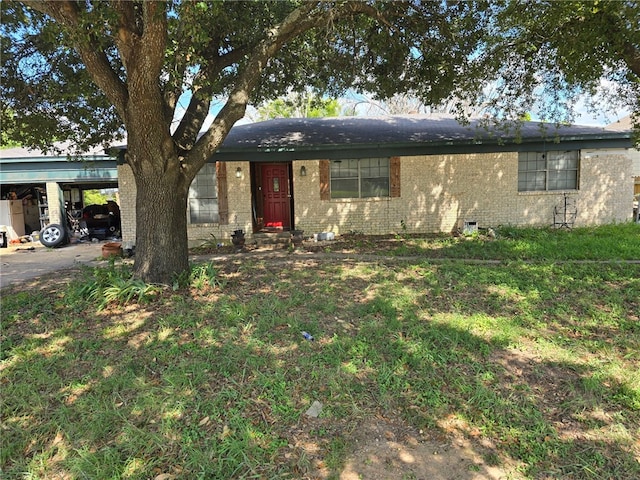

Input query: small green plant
[69,261,162,309]
[190,233,225,254]
[203,233,219,247]
[190,261,225,289]
[395,219,409,240]
[198,233,220,250]
[173,261,226,290]
[101,277,161,306]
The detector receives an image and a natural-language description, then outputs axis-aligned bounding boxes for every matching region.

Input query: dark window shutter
[217,162,229,225]
[319,160,330,200]
[390,156,401,197]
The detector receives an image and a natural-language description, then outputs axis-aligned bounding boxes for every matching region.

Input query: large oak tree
[1,0,492,283]
[2,1,638,283]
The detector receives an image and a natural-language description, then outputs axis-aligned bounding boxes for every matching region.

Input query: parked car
[81,201,121,239]
[39,201,121,247]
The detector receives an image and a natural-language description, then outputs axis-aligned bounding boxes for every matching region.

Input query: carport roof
[214,114,634,161]
[0,145,117,184]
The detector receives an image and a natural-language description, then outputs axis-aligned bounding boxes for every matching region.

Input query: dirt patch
[337,419,520,480]
[189,234,424,256]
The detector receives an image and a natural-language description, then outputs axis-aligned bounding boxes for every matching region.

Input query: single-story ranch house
[117,114,639,248]
[1,114,638,248]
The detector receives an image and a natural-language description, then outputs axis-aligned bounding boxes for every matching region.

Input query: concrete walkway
[0,241,106,289]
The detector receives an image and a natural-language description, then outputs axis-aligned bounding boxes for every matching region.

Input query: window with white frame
[518,150,579,192]
[330,157,390,198]
[188,163,218,223]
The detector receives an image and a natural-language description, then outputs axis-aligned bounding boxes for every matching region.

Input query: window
[518,150,579,192]
[330,158,390,198]
[189,163,218,223]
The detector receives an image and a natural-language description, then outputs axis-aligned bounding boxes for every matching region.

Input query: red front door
[261,163,291,229]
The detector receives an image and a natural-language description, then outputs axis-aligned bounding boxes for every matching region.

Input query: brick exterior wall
[579,151,633,224]
[118,161,253,249]
[117,151,633,246]
[187,161,253,246]
[293,151,633,235]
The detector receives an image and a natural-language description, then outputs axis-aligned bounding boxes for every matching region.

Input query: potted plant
[231,229,245,249]
[290,229,304,247]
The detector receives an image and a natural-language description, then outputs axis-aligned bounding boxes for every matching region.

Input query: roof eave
[213,135,634,162]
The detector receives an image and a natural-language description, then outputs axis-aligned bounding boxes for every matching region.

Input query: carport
[0,145,118,242]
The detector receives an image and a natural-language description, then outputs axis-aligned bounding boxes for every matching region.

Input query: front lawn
[2,224,639,479]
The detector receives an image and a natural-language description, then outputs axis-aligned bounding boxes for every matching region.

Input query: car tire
[40,224,68,248]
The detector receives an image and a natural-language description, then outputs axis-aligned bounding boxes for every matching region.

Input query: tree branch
[171,45,252,150]
[185,1,322,171]
[622,42,640,78]
[185,0,394,172]
[175,0,403,158]
[139,2,168,81]
[23,0,129,120]
[112,1,138,37]
[173,86,212,151]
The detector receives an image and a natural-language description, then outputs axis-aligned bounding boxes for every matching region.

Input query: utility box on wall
[463,221,478,235]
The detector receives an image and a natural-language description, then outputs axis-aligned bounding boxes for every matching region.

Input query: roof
[1,115,633,168]
[0,143,117,185]
[215,114,634,161]
[0,142,109,160]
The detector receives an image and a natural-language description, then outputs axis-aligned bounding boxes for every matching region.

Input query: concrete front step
[251,231,292,247]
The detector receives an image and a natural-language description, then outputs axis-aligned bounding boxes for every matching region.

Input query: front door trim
[253,162,292,231]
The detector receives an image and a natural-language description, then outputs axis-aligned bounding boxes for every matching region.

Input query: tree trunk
[132,167,190,284]
[134,178,189,284]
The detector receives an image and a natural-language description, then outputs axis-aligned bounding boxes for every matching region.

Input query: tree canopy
[1,0,493,283]
[1,1,490,153]
[1,0,638,283]
[483,0,640,126]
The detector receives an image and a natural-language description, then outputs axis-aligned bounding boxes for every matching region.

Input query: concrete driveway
[0,241,107,289]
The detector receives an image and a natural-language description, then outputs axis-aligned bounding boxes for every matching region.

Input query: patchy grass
[1,224,639,479]
[321,222,640,261]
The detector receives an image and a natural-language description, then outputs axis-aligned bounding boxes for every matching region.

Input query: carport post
[117,163,136,249]
[45,182,65,226]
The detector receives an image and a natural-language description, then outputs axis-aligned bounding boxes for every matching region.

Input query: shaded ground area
[2,229,639,479]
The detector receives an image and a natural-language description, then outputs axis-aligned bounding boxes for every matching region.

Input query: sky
[567,101,630,127]
[171,88,631,134]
